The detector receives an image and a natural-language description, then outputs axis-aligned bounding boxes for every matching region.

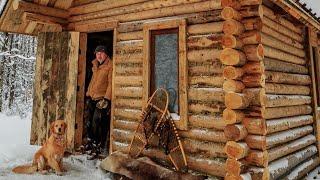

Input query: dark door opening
[82,30,114,154]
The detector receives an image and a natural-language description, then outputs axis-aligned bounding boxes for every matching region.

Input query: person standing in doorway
[84,45,112,160]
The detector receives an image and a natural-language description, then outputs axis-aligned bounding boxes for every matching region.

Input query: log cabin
[1,0,320,179]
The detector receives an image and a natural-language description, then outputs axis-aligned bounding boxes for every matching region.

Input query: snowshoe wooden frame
[128,88,187,171]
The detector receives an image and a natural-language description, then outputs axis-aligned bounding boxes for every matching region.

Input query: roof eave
[271,0,320,31]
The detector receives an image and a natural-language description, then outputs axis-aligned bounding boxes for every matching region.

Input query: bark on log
[114,108,142,121]
[221,7,242,20]
[243,61,265,74]
[266,94,311,107]
[220,48,247,66]
[188,22,224,35]
[223,19,245,35]
[242,17,263,31]
[224,124,248,141]
[223,80,245,93]
[242,74,265,88]
[189,76,224,87]
[221,0,262,8]
[261,25,303,49]
[265,83,310,95]
[71,1,223,27]
[246,150,268,167]
[188,88,224,103]
[225,88,266,109]
[189,63,223,75]
[113,119,139,131]
[114,87,143,98]
[182,139,227,158]
[179,128,227,143]
[268,135,316,163]
[189,115,226,130]
[264,58,308,74]
[187,33,223,49]
[188,103,223,114]
[262,17,303,42]
[262,5,302,34]
[117,31,143,41]
[223,66,244,80]
[13,0,69,18]
[283,156,320,180]
[223,108,245,124]
[265,71,311,85]
[114,76,143,86]
[269,145,317,180]
[226,158,248,176]
[240,5,263,18]
[264,46,306,65]
[263,105,312,119]
[248,167,269,180]
[245,125,313,150]
[114,98,143,109]
[243,44,264,61]
[222,34,243,49]
[115,53,143,64]
[187,49,222,63]
[243,115,313,135]
[224,141,249,160]
[117,10,224,33]
[261,33,305,58]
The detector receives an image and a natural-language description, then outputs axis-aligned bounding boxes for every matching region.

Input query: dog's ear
[50,121,55,134]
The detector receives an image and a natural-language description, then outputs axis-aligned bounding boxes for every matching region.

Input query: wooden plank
[74,20,118,33]
[65,32,79,151]
[110,28,117,153]
[69,1,223,28]
[177,19,188,130]
[13,0,69,18]
[30,32,46,145]
[75,33,87,148]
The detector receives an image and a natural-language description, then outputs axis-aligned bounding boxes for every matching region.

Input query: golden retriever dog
[12,120,67,175]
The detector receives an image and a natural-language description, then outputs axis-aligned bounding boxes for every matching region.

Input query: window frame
[142,19,188,130]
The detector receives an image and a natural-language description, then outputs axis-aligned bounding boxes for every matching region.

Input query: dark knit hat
[94,45,107,54]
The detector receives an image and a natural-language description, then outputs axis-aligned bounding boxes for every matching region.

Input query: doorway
[81,30,114,153]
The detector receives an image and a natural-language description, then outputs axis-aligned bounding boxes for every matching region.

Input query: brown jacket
[86,59,113,100]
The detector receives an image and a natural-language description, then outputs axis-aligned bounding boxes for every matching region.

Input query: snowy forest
[0,32,37,118]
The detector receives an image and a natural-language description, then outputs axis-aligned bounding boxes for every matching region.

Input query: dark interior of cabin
[83,30,114,149]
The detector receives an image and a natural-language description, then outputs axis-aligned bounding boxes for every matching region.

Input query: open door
[30,32,80,152]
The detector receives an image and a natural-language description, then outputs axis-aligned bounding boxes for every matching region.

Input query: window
[150,29,179,113]
[143,19,188,130]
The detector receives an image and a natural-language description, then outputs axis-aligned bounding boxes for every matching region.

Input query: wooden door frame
[74,21,118,150]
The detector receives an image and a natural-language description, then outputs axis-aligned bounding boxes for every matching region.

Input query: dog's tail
[12,164,37,174]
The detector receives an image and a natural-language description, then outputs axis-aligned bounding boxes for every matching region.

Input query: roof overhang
[271,0,320,31]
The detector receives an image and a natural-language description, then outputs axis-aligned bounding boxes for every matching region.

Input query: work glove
[96,98,110,109]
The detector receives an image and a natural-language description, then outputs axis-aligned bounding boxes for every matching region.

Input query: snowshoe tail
[12,164,38,174]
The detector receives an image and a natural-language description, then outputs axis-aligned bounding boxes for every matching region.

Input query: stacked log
[112,2,230,178]
[220,1,263,179]
[239,4,317,180]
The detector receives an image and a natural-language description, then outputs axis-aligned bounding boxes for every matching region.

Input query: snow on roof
[0,0,8,16]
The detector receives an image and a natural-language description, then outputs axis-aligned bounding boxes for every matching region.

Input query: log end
[223,108,245,125]
[220,48,246,66]
[223,66,243,79]
[12,0,20,11]
[225,92,249,109]
[222,7,241,20]
[223,80,245,93]
[222,35,237,48]
[224,124,248,141]
[224,141,249,159]
[223,19,245,35]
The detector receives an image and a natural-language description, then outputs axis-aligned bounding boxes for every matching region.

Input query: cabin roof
[0,0,320,35]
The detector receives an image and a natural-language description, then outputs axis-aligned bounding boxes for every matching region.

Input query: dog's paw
[56,171,63,176]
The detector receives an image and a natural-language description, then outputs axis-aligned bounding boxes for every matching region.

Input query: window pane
[154,33,178,113]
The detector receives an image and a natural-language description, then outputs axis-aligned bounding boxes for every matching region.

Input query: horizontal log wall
[100,0,231,178]
[239,4,319,180]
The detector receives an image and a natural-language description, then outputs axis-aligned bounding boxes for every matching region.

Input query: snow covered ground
[0,113,111,180]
